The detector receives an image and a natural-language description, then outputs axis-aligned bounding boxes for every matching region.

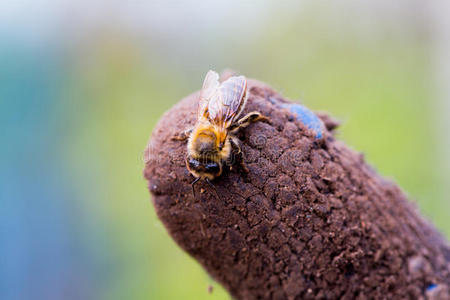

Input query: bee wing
[198,70,220,119]
[207,75,247,129]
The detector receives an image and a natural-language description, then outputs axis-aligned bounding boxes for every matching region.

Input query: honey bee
[173,70,269,194]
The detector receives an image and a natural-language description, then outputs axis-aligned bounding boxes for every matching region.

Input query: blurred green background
[1,1,449,299]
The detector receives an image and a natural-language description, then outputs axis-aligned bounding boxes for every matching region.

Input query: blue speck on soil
[282,103,324,139]
[426,283,438,292]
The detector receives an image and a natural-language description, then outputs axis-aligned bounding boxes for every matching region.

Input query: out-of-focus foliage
[1,1,448,299]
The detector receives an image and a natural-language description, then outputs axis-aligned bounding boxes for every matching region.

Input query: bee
[173,70,269,195]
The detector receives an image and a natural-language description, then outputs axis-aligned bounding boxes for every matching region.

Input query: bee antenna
[205,178,222,201]
[191,177,200,197]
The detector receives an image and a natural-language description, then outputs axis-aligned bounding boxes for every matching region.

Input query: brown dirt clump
[144,78,450,300]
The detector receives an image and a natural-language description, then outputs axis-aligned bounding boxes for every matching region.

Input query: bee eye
[188,158,200,169]
[205,162,220,174]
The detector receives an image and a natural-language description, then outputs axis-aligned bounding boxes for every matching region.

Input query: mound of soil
[144,78,450,299]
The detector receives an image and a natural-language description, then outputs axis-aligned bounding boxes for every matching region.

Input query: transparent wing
[198,70,220,119]
[208,75,247,129]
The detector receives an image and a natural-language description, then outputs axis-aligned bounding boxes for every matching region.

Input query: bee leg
[191,177,200,197]
[230,137,249,173]
[172,128,193,141]
[205,178,222,201]
[230,111,270,133]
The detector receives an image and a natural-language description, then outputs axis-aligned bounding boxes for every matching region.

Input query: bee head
[186,156,222,180]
